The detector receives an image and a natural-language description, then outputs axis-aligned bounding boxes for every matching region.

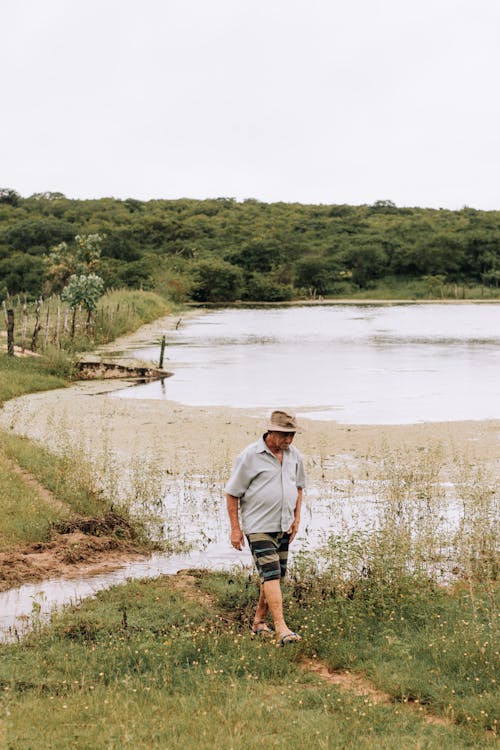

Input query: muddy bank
[0,512,148,592]
[0,534,146,592]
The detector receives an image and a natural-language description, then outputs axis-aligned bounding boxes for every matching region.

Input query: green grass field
[0,572,497,749]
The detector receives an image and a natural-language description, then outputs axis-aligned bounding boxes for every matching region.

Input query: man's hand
[230,527,245,550]
[287,518,300,543]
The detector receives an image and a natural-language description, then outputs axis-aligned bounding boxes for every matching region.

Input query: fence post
[44,303,50,349]
[7,308,14,356]
[21,296,28,352]
[159,335,166,368]
[31,298,42,352]
[53,298,61,345]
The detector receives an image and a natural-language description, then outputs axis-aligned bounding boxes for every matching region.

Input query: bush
[190,258,244,302]
[242,272,293,301]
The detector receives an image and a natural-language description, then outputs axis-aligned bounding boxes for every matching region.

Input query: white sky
[2,0,499,209]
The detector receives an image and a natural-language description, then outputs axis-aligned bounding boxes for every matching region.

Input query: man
[225,409,306,645]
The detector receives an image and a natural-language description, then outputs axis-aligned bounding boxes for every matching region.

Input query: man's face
[267,430,295,451]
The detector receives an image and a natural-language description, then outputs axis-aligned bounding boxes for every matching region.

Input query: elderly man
[225,409,306,645]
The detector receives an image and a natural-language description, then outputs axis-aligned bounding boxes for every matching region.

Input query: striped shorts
[246,532,290,583]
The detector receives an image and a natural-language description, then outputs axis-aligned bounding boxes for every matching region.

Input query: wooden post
[62,305,69,335]
[159,335,166,368]
[31,298,42,352]
[21,296,28,352]
[53,299,61,345]
[44,303,50,349]
[7,308,14,356]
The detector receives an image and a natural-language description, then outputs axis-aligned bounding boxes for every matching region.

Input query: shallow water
[1,478,464,642]
[0,549,236,643]
[112,303,500,424]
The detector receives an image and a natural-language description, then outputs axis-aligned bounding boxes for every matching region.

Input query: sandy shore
[1,381,499,477]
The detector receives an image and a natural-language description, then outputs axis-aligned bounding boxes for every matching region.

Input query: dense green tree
[0,253,45,296]
[242,272,293,301]
[226,240,282,273]
[0,188,21,207]
[190,258,244,302]
[413,233,466,279]
[3,218,75,252]
[343,243,389,288]
[294,256,341,295]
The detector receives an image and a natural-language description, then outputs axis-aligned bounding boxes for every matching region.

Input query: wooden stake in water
[159,335,166,369]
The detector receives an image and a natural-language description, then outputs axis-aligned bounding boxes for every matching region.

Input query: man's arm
[226,494,245,550]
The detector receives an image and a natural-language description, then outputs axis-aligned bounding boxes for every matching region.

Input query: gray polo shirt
[225,436,306,534]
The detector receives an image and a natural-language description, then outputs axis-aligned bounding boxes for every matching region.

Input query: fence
[1,295,136,355]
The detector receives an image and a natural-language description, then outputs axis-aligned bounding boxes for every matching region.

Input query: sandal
[279,632,301,646]
[251,623,273,636]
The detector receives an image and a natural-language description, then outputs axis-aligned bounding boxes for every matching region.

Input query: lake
[114,303,500,424]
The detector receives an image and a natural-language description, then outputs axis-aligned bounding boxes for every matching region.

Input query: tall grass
[326,278,500,300]
[0,448,66,548]
[92,289,173,346]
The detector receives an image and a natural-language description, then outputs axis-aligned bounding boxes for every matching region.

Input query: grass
[0,574,497,749]
[0,353,68,407]
[0,429,155,558]
[91,288,173,347]
[322,278,500,301]
[0,447,65,549]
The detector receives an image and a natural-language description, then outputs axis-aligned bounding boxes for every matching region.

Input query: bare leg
[262,579,299,640]
[252,584,269,630]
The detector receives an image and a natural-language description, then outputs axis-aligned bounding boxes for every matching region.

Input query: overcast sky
[2,0,499,209]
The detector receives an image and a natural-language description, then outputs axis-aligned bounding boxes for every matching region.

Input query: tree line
[1,188,500,303]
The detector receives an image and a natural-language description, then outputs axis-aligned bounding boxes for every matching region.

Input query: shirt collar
[257,435,272,454]
[257,435,291,456]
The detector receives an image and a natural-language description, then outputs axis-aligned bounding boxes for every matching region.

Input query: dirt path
[3,452,70,514]
[300,657,450,728]
[0,453,147,592]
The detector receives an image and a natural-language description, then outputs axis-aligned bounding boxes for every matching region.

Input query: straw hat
[266,410,300,433]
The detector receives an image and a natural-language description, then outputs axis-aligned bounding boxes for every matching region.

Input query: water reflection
[113,304,500,424]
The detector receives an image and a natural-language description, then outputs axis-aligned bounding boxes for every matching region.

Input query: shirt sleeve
[296,452,306,489]
[224,452,251,498]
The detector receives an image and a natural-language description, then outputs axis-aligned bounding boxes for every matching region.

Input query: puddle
[0,544,248,643]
